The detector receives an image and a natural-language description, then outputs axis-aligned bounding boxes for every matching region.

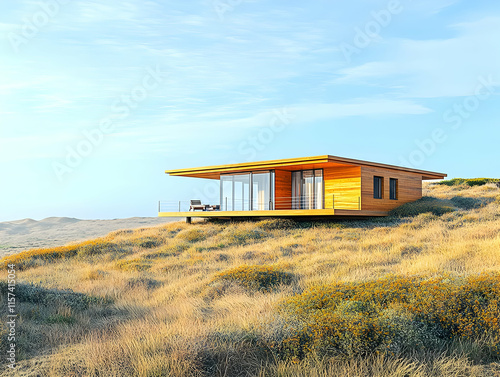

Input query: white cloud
[335,17,500,98]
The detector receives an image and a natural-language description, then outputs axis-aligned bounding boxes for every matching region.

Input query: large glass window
[220,171,274,211]
[292,169,324,210]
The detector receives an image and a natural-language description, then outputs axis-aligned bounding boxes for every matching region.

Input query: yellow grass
[1,182,500,376]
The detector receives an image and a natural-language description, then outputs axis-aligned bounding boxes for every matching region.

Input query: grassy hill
[1,181,500,376]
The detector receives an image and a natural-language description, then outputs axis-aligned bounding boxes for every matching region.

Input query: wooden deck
[158,209,388,220]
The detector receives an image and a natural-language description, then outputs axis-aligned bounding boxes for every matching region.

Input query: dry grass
[1,182,500,376]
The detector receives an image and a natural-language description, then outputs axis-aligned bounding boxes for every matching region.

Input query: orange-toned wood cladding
[275,170,292,210]
[324,166,362,210]
[361,166,423,212]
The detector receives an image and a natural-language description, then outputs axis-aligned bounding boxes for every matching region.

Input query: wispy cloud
[335,17,500,98]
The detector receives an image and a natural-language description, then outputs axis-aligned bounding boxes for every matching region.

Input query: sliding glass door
[291,169,324,210]
[221,175,234,211]
[253,172,272,210]
[220,171,274,211]
[314,170,324,209]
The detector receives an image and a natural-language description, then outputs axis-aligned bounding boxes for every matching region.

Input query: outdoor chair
[190,200,207,211]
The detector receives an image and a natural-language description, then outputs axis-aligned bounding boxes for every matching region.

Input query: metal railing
[159,195,362,212]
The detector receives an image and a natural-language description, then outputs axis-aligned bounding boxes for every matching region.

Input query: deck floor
[158,209,388,219]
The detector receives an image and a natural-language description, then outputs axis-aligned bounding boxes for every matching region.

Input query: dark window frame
[373,176,384,199]
[390,178,398,200]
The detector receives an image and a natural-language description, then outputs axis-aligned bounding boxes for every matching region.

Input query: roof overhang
[165,155,447,180]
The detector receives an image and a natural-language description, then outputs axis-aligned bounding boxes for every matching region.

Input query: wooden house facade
[159,155,446,221]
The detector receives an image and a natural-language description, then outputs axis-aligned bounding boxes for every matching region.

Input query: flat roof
[165,155,447,180]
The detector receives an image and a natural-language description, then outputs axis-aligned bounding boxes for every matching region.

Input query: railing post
[225,197,228,211]
[179,201,181,212]
[158,201,161,213]
[269,199,273,210]
[332,194,335,209]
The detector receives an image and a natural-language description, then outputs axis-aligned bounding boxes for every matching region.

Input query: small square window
[374,176,383,199]
[390,178,398,200]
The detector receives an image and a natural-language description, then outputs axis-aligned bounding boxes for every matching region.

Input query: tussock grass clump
[213,265,295,292]
[115,258,152,271]
[176,227,207,243]
[125,277,162,290]
[144,242,190,258]
[278,274,500,359]
[77,240,120,256]
[83,269,107,280]
[131,237,163,249]
[257,352,494,377]
[2,244,80,270]
[0,281,110,310]
[220,226,269,246]
[257,219,297,230]
[1,238,126,270]
[115,258,153,271]
[45,313,76,325]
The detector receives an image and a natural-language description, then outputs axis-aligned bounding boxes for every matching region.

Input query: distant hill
[0,217,178,258]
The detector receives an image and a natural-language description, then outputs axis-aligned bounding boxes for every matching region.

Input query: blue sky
[0,0,499,221]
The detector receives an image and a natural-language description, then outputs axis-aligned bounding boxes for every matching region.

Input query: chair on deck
[190,200,207,211]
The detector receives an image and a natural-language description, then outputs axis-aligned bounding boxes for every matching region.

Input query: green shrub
[436,178,499,187]
[277,274,500,359]
[334,300,376,317]
[377,308,444,353]
[212,265,295,292]
[389,197,456,217]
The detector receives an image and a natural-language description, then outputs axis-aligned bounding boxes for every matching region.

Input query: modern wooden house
[159,155,446,222]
